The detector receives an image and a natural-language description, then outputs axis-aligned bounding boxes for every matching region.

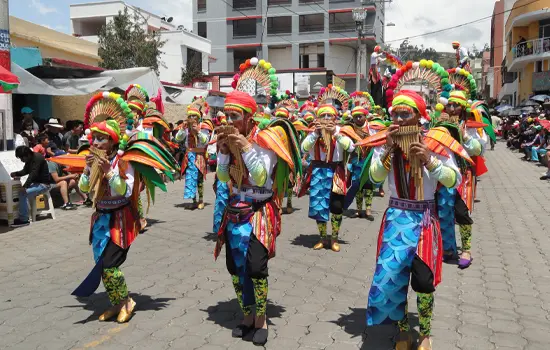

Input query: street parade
[2,0,549,349]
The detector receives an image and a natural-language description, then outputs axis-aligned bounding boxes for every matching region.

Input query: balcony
[233,0,256,10]
[329,12,354,33]
[508,36,550,72]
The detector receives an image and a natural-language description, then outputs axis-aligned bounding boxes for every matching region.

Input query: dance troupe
[54,48,494,349]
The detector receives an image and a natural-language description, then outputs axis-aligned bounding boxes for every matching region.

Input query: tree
[181,60,204,86]
[98,8,166,74]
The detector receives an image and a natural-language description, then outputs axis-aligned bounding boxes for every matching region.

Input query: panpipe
[217,126,245,191]
[88,147,108,207]
[393,125,424,200]
[319,119,334,163]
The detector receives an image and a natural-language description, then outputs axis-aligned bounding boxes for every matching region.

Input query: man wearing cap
[45,118,65,154]
[18,107,39,133]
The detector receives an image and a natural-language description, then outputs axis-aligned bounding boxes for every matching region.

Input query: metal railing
[299,0,322,3]
[299,24,325,33]
[512,37,550,60]
[268,0,291,4]
[329,23,356,32]
[268,26,292,35]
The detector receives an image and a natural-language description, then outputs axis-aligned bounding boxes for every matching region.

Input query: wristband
[425,157,440,172]
[105,170,116,180]
[241,142,253,154]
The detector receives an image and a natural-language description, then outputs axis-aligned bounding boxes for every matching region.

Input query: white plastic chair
[30,189,56,222]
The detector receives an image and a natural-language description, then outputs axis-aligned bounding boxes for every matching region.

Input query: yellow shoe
[395,332,412,350]
[198,202,205,210]
[98,305,120,321]
[330,241,340,252]
[417,336,432,350]
[313,241,325,250]
[116,298,136,323]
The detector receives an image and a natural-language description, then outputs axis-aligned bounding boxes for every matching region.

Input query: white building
[70,0,212,84]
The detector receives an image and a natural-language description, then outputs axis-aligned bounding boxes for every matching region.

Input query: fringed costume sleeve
[175,129,187,143]
[336,134,355,152]
[79,171,90,193]
[216,153,231,183]
[198,130,209,145]
[242,147,269,187]
[369,146,389,185]
[427,148,461,189]
[301,131,318,153]
[109,163,134,197]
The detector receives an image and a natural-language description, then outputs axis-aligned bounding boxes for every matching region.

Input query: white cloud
[384,0,494,53]
[30,0,58,15]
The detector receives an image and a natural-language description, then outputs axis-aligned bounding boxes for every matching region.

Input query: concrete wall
[10,16,100,66]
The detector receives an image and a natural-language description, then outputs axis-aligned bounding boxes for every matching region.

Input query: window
[536,60,543,73]
[317,53,325,68]
[300,55,310,69]
[233,19,257,38]
[233,0,256,10]
[198,0,206,12]
[267,16,292,35]
[299,14,324,33]
[198,22,207,38]
[329,12,354,32]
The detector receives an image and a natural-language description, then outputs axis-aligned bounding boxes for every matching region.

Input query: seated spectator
[45,118,65,155]
[47,160,85,210]
[524,127,547,162]
[20,119,36,147]
[10,146,55,227]
[63,120,83,154]
[32,134,49,157]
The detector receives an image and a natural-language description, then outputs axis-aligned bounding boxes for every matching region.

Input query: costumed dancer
[452,41,471,72]
[300,85,356,252]
[176,97,212,209]
[212,114,231,234]
[70,92,177,323]
[439,90,488,268]
[362,60,475,349]
[344,91,378,221]
[362,91,469,350]
[214,56,302,345]
[124,84,149,229]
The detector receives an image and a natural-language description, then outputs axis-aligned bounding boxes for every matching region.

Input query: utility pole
[352,7,367,92]
[0,0,13,151]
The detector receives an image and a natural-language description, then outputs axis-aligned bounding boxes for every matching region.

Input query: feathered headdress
[125,84,149,114]
[84,91,135,150]
[391,90,429,121]
[224,90,257,116]
[317,84,350,111]
[446,67,477,101]
[232,57,278,108]
[386,59,452,121]
[350,91,375,110]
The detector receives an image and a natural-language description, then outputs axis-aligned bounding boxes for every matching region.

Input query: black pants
[410,255,435,294]
[102,240,129,269]
[329,192,345,215]
[454,196,474,225]
[225,232,269,279]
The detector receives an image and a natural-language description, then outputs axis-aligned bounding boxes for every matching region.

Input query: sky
[9,0,193,33]
[10,0,493,53]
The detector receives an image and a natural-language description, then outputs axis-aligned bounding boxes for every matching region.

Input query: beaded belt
[388,197,436,212]
[188,148,206,153]
[97,197,130,211]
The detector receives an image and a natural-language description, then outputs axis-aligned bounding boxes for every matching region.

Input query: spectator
[63,120,83,154]
[10,146,55,227]
[47,160,84,210]
[44,118,65,152]
[15,107,39,134]
[523,127,547,161]
[32,134,49,158]
[20,119,36,147]
[490,113,502,150]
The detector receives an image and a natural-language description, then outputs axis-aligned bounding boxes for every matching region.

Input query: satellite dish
[177,25,184,30]
[161,16,166,21]
[167,17,173,23]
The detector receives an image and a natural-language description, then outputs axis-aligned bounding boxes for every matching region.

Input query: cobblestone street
[1,143,550,350]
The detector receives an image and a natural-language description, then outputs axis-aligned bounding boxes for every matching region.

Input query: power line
[385,0,540,44]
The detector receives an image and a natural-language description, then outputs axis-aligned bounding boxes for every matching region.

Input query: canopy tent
[0,65,20,92]
[12,63,177,103]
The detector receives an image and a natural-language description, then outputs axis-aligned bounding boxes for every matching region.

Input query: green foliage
[181,58,204,86]
[98,7,166,74]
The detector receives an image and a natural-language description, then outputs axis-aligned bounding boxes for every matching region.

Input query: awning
[12,64,175,103]
[0,65,20,92]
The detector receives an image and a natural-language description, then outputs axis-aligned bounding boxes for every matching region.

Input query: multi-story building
[490,0,504,101]
[70,0,212,84]
[193,0,385,90]
[504,0,550,104]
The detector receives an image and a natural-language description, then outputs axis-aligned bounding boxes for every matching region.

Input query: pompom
[468,100,473,105]
[419,59,427,67]
[435,103,444,111]
[412,62,420,69]
[239,63,245,71]
[426,60,434,69]
[250,57,259,66]
[268,68,276,74]
[233,74,240,80]
[231,80,237,89]
[439,97,448,105]
[264,62,272,70]
[259,59,266,66]
[117,149,124,156]
[264,107,271,114]
[85,129,91,135]
[102,91,110,98]
[455,68,462,75]
[126,129,133,136]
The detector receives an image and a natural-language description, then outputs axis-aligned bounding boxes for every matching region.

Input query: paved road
[1,143,550,350]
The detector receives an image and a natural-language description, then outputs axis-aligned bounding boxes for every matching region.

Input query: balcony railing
[329,23,356,32]
[268,26,292,35]
[299,0,322,4]
[268,0,291,4]
[299,24,325,33]
[512,37,550,60]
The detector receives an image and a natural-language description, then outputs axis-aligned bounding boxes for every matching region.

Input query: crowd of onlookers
[501,112,550,180]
